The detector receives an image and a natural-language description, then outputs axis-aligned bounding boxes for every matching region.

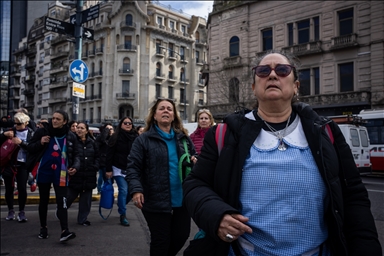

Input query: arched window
[180,67,185,81]
[168,66,173,79]
[229,36,239,57]
[156,62,161,76]
[229,77,239,103]
[125,14,133,26]
[195,31,200,43]
[123,58,130,72]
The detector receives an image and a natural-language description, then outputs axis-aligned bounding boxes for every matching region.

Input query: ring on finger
[225,234,234,241]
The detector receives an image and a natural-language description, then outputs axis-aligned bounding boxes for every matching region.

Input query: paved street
[0,185,198,256]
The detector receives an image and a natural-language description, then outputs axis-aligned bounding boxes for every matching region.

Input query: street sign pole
[73,0,83,121]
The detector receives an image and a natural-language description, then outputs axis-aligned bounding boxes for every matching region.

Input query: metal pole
[72,0,83,121]
[183,62,187,122]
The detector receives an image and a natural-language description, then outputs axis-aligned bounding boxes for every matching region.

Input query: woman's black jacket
[183,103,382,256]
[95,128,110,168]
[106,130,138,172]
[68,136,100,190]
[26,123,80,173]
[126,125,196,213]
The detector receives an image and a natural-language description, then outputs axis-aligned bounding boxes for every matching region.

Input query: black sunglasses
[123,122,132,125]
[14,123,23,126]
[252,64,295,78]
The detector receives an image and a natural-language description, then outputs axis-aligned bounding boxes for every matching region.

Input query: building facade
[204,0,384,119]
[9,0,208,124]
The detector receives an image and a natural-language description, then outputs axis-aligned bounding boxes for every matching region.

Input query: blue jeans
[97,167,106,193]
[113,176,130,216]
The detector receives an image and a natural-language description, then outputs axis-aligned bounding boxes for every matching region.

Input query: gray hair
[14,112,30,124]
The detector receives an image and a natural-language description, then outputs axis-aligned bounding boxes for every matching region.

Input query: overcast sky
[159,1,214,20]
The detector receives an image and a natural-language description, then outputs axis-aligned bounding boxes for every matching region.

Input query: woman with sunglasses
[183,51,381,255]
[105,117,138,226]
[0,112,34,222]
[189,109,214,163]
[126,99,196,255]
[66,122,100,226]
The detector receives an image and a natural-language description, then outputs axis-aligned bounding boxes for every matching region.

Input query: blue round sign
[69,59,89,83]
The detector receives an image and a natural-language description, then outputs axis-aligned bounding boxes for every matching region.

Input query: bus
[358,109,384,174]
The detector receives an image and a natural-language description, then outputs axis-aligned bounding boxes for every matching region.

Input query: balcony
[94,70,103,78]
[117,44,137,52]
[300,91,370,109]
[23,89,35,96]
[179,78,190,85]
[282,41,323,56]
[167,75,177,83]
[13,46,27,54]
[50,65,68,75]
[116,93,135,100]
[82,51,88,59]
[25,75,36,83]
[51,50,69,60]
[85,94,102,101]
[9,83,21,89]
[51,35,67,45]
[48,97,68,104]
[120,21,136,31]
[37,100,42,105]
[50,81,67,90]
[27,47,37,56]
[96,47,104,55]
[88,49,96,57]
[119,68,134,76]
[10,70,21,77]
[330,33,358,50]
[223,56,245,69]
[155,73,166,80]
[26,61,36,70]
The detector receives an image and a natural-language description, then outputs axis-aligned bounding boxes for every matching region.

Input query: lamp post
[159,46,187,122]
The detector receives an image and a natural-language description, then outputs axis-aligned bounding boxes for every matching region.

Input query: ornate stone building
[10,0,208,124]
[204,0,384,119]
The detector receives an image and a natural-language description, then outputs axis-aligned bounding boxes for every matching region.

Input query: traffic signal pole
[72,0,83,121]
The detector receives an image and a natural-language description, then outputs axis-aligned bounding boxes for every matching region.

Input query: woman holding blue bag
[105,117,138,226]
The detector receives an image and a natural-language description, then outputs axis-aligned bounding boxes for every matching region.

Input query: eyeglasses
[123,122,132,126]
[252,64,295,78]
[198,109,211,113]
[14,123,23,126]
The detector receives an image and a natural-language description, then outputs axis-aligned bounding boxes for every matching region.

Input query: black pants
[3,162,28,212]
[37,182,68,231]
[142,205,191,256]
[67,187,93,224]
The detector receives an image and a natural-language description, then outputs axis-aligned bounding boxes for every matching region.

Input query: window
[198,90,204,105]
[262,28,273,51]
[180,46,185,60]
[168,66,173,79]
[83,109,86,121]
[156,84,161,98]
[156,39,162,54]
[124,36,132,49]
[43,107,49,114]
[229,36,239,57]
[288,23,294,46]
[125,14,133,26]
[122,80,130,94]
[99,61,103,75]
[339,62,353,92]
[123,58,130,71]
[314,17,319,41]
[42,92,50,100]
[91,63,95,74]
[181,25,186,34]
[180,67,185,81]
[170,21,175,30]
[314,67,320,95]
[196,51,200,63]
[195,31,200,43]
[299,69,310,96]
[98,83,102,98]
[100,38,104,50]
[91,84,94,97]
[168,43,174,57]
[360,130,369,147]
[98,107,101,121]
[156,63,161,76]
[180,88,185,103]
[338,8,353,35]
[168,86,174,99]
[298,19,310,44]
[157,17,163,26]
[351,129,360,147]
[90,108,94,123]
[229,78,239,103]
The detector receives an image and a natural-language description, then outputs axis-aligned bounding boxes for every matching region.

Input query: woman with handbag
[0,112,33,222]
[126,99,196,255]
[105,117,138,226]
[66,122,100,226]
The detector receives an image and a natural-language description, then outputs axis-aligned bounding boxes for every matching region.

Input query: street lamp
[159,46,187,122]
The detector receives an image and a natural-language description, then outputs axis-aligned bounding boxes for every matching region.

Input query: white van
[338,124,372,175]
